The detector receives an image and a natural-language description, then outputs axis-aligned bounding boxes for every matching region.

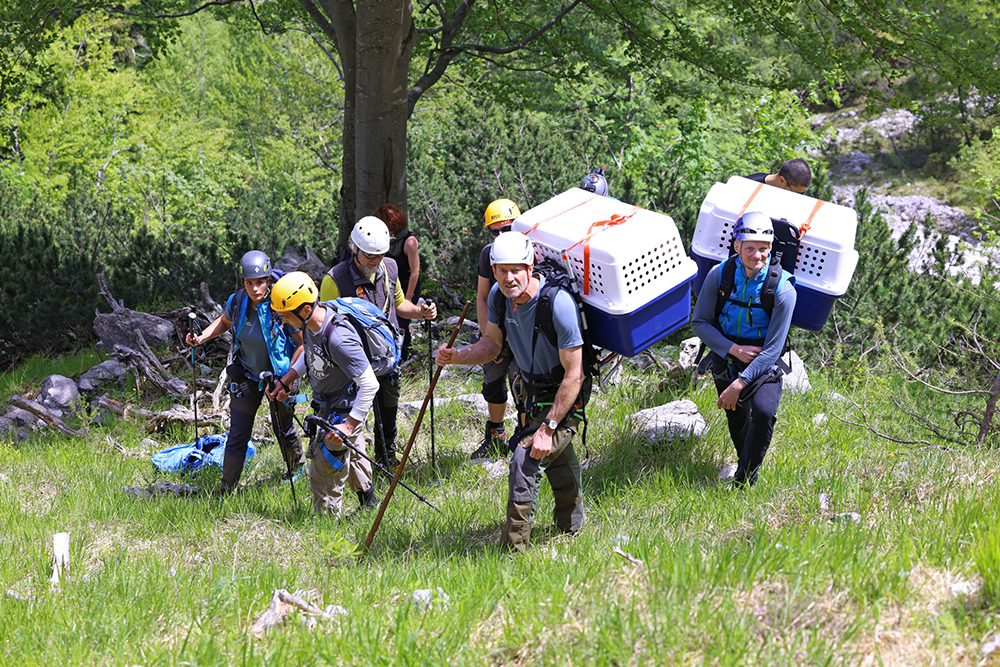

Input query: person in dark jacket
[376,204,422,361]
[745,158,812,194]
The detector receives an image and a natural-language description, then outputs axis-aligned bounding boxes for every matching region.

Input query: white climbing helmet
[490,231,534,266]
[351,216,391,255]
[732,211,774,243]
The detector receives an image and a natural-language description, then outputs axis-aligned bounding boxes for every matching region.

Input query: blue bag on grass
[151,433,256,473]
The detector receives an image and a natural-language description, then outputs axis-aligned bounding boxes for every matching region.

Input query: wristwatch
[542,418,559,432]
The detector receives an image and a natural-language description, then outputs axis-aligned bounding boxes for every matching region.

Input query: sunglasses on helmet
[489,225,513,238]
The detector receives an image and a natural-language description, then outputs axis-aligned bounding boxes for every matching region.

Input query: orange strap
[564,207,642,295]
[799,199,825,239]
[523,193,602,237]
[736,183,764,220]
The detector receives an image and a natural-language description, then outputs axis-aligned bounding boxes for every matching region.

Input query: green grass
[1,344,998,665]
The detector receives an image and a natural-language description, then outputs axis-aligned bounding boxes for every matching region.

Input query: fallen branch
[9,396,85,438]
[95,397,222,433]
[249,589,339,638]
[612,546,644,566]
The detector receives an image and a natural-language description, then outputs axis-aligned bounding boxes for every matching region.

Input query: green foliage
[2,350,1000,663]
[976,526,1000,607]
[950,128,1000,229]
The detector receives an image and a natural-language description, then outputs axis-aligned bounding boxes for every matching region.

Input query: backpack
[702,217,798,374]
[492,256,602,411]
[319,297,402,376]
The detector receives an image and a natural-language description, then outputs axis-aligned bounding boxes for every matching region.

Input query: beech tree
[3,0,997,246]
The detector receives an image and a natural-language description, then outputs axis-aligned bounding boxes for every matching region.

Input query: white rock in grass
[678,336,701,370]
[818,493,830,511]
[410,587,450,611]
[324,604,348,617]
[782,351,812,394]
[982,634,1000,656]
[812,413,828,425]
[951,581,979,597]
[719,463,737,482]
[631,399,706,444]
[481,460,507,479]
[832,512,861,525]
[828,392,849,404]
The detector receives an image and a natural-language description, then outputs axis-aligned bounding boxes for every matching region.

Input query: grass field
[2,342,999,666]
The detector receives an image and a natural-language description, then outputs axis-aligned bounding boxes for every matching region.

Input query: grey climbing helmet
[580,166,610,197]
[238,250,273,281]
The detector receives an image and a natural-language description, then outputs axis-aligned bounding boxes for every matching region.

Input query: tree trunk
[354,0,415,224]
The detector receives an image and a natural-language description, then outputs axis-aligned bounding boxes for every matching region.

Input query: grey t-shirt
[225,292,271,377]
[487,275,583,376]
[302,308,372,415]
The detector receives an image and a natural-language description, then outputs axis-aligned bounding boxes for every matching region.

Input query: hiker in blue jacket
[691,213,797,487]
[185,250,305,494]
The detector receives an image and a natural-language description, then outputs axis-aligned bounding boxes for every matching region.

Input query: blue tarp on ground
[151,433,256,473]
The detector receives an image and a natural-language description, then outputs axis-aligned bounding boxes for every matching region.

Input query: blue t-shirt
[487,275,583,376]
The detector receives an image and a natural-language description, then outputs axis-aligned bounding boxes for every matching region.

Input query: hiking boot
[357,486,379,509]
[470,421,508,460]
[219,454,246,495]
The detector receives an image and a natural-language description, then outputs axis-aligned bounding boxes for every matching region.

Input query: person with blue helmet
[691,212,797,487]
[186,250,305,494]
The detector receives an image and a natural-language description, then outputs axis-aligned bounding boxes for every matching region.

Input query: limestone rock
[39,375,80,413]
[94,310,174,351]
[274,245,329,285]
[79,359,128,392]
[630,399,706,443]
[782,351,811,394]
[678,336,701,370]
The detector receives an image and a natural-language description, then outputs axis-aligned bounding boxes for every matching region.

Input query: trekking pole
[187,312,200,444]
[363,300,471,554]
[259,371,298,505]
[302,415,442,514]
[423,299,436,474]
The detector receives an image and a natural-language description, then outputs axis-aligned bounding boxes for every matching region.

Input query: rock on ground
[630,399,706,443]
[39,375,80,414]
[79,359,128,392]
[782,351,811,394]
[94,310,175,351]
[275,245,329,285]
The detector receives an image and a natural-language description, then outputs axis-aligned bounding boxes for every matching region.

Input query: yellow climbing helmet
[484,198,521,228]
[270,271,318,312]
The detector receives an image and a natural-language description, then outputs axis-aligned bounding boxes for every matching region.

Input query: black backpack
[713,217,799,325]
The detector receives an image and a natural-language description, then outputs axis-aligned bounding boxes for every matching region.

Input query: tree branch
[106,0,245,20]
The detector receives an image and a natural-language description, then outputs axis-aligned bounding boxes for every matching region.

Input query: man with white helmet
[321,216,437,470]
[436,231,587,552]
[691,211,797,487]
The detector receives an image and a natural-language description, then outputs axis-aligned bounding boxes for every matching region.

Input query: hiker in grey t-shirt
[437,232,587,552]
[268,272,378,514]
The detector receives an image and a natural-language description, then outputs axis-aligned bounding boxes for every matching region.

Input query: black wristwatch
[542,418,559,432]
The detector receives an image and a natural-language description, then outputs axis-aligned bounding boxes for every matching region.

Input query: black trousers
[372,369,401,468]
[228,376,303,471]
[710,353,782,486]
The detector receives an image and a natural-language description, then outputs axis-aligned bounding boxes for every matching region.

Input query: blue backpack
[320,298,402,376]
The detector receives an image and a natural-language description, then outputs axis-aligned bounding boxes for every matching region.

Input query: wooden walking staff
[363,300,471,554]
